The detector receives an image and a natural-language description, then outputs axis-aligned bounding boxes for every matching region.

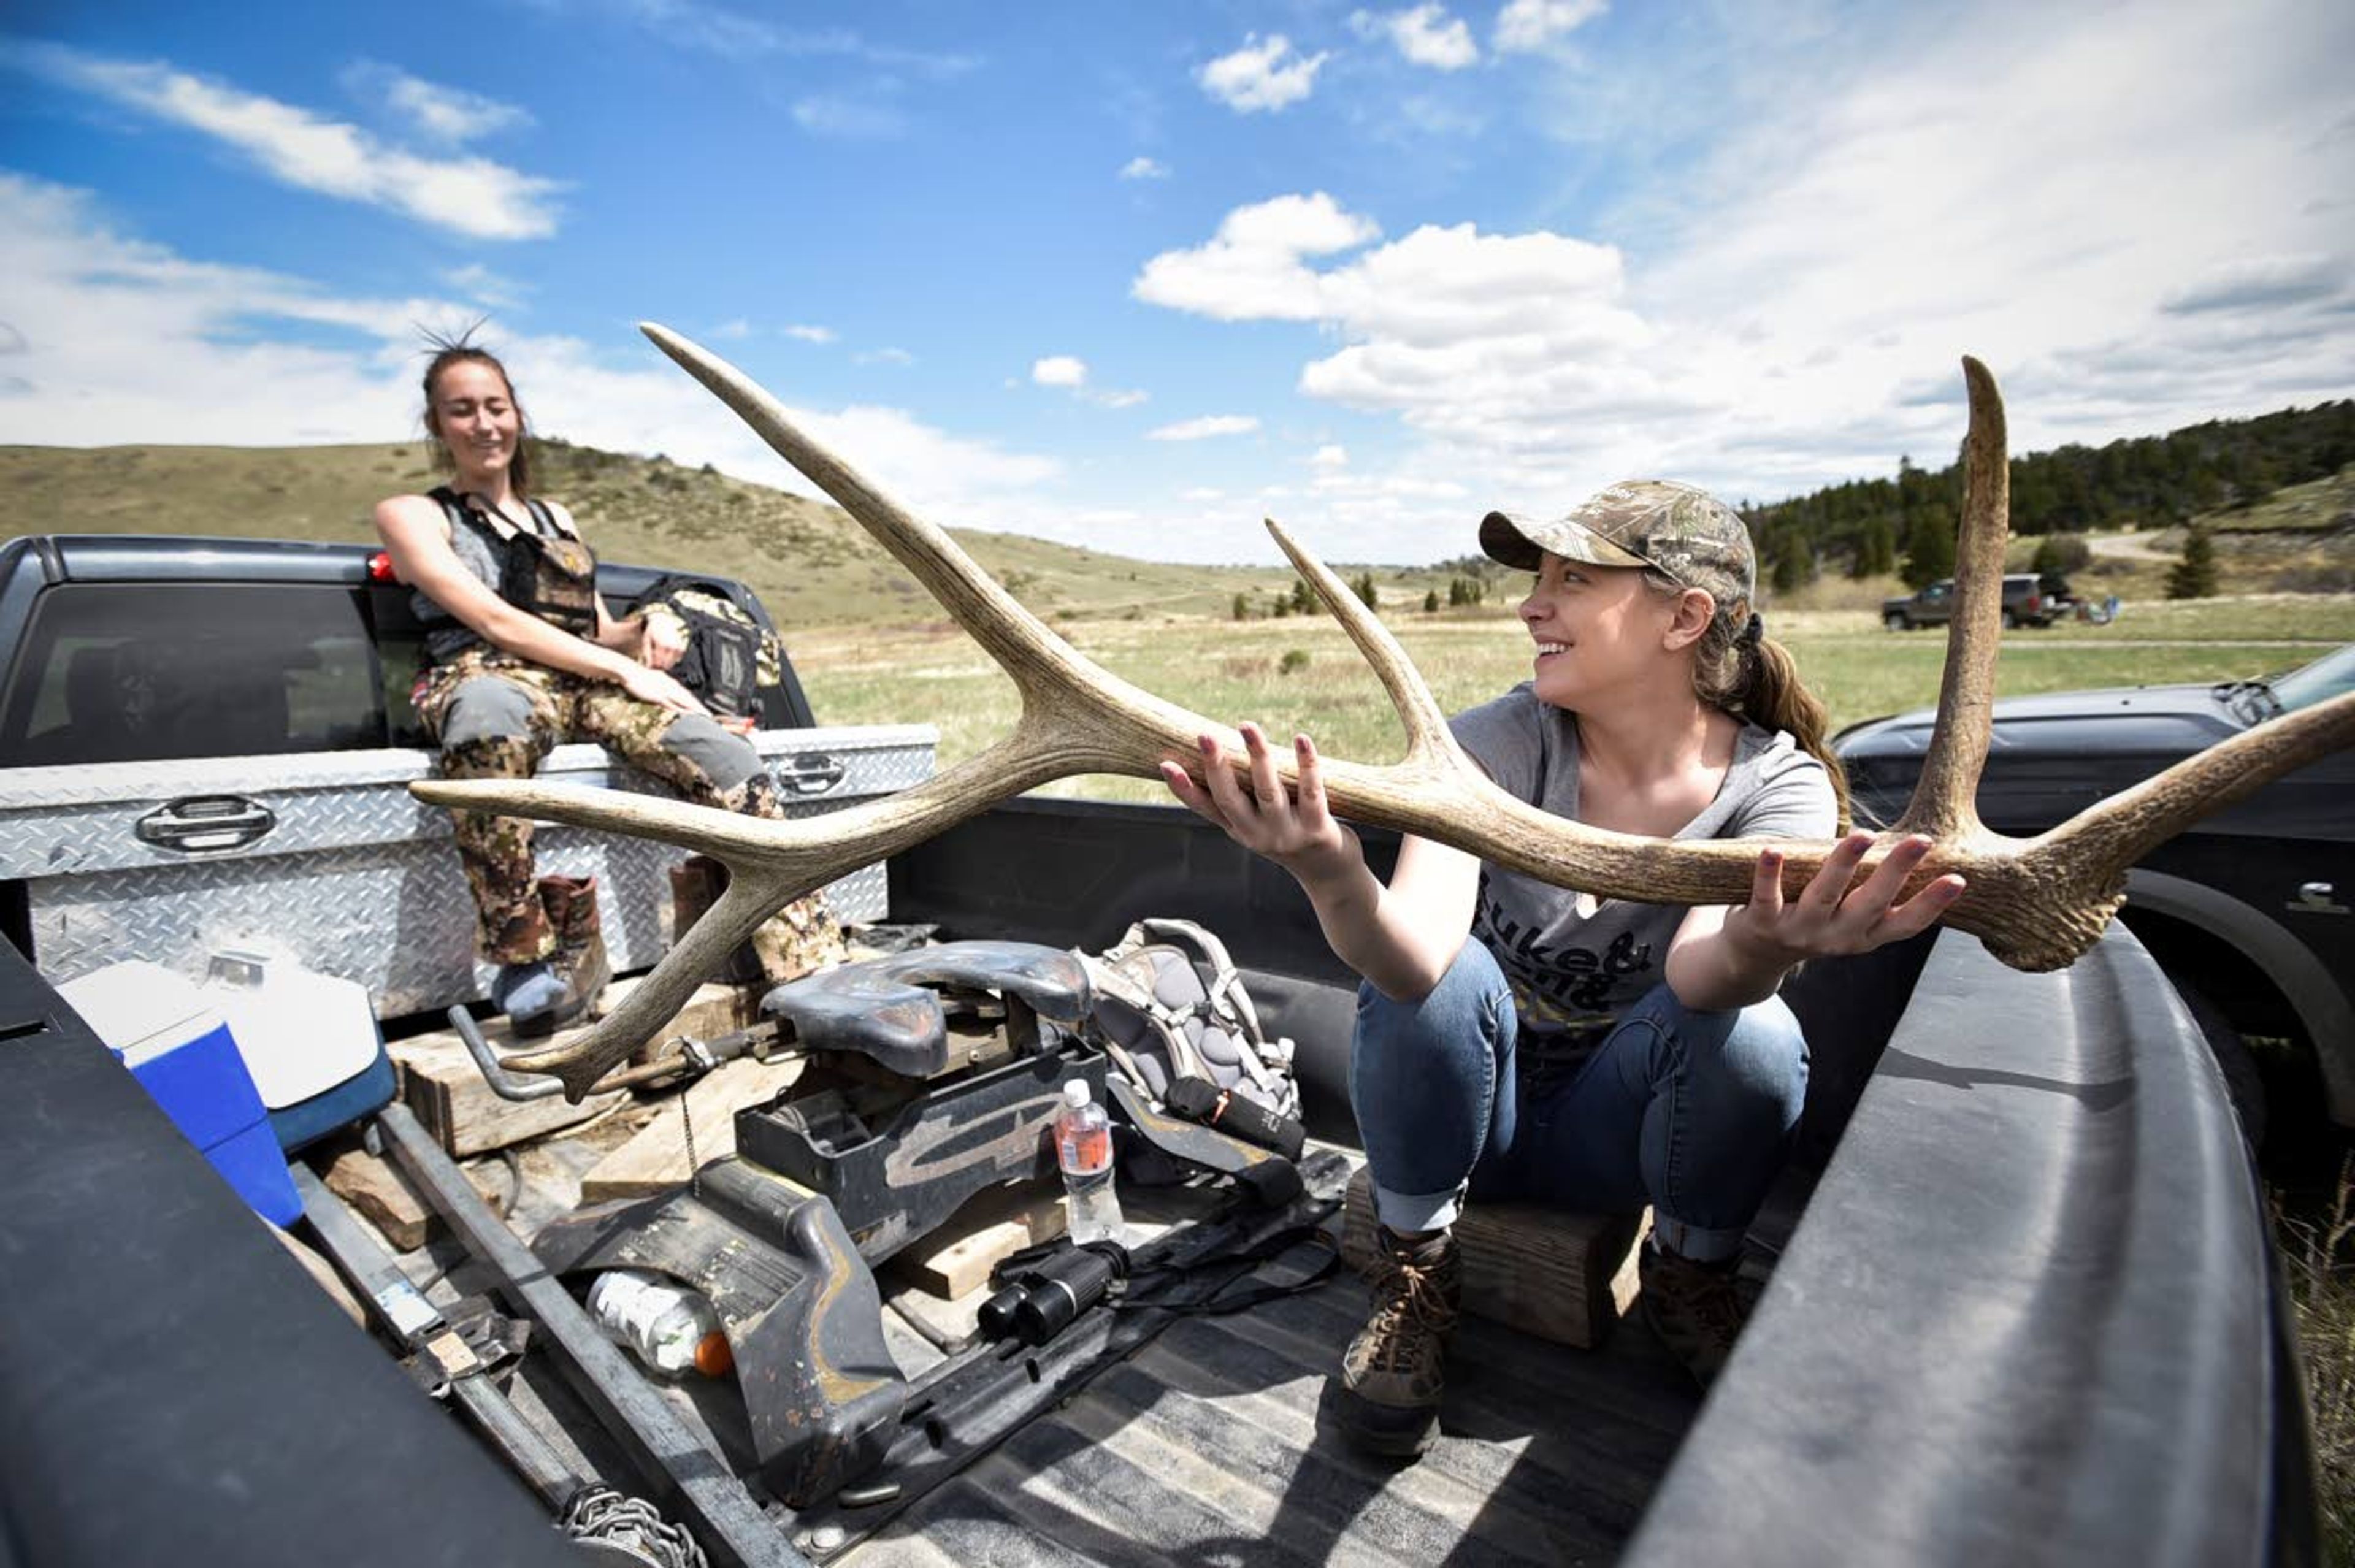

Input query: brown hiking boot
[511,874,609,1039]
[1638,1243,1748,1387]
[669,854,767,985]
[1336,1228,1461,1456]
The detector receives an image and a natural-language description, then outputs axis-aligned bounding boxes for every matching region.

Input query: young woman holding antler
[1162,481,1966,1454]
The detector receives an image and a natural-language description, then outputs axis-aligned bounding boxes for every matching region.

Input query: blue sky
[2,1,2349,565]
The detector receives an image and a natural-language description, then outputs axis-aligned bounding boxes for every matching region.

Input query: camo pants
[414,648,846,977]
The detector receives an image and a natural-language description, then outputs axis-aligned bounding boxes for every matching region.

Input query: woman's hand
[617,662,708,716]
[635,607,688,671]
[1723,831,1966,965]
[1160,722,1361,882]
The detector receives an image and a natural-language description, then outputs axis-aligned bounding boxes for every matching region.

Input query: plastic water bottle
[1054,1079,1124,1245]
[586,1268,732,1378]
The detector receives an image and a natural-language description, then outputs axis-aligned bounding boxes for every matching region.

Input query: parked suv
[1836,642,2355,1141]
[1882,573,2058,630]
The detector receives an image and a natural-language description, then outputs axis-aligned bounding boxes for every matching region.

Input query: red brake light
[367,550,397,583]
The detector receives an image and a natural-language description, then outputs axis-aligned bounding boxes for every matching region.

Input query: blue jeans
[1350,939,1810,1263]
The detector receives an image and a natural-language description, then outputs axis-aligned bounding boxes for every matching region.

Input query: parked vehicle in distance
[1882,572,2060,630]
[1837,641,2355,1142]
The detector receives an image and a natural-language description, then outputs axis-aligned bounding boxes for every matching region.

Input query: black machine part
[757,941,1092,1077]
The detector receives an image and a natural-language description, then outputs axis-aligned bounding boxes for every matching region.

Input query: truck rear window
[0,583,386,766]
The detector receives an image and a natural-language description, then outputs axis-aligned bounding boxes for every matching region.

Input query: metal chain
[559,1485,708,1568]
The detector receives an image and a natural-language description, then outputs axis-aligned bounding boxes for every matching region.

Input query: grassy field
[794,595,2355,803]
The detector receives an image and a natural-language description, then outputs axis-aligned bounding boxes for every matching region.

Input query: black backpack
[637,575,782,721]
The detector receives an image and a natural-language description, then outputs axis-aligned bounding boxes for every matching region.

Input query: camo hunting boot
[1336,1226,1460,1457]
[507,874,609,1039]
[1638,1242,1748,1388]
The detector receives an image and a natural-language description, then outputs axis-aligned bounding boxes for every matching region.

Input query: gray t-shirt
[1449,685,1839,1085]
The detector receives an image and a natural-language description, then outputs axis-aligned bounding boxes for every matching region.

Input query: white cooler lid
[55,962,223,1068]
[201,954,383,1109]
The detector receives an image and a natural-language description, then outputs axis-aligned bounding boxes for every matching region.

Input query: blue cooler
[56,961,304,1226]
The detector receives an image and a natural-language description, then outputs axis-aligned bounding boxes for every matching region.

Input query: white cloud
[367,64,532,143]
[0,171,1058,527]
[1353,6,1479,71]
[1119,156,1170,180]
[15,43,562,240]
[856,346,915,365]
[1132,193,1384,320]
[1135,0,2355,540]
[1311,444,1350,468]
[784,323,837,343]
[442,264,528,310]
[1182,486,1226,502]
[1494,0,1607,54]
[1030,354,1146,408]
[1198,35,1328,113]
[1149,415,1260,441]
[792,96,906,139]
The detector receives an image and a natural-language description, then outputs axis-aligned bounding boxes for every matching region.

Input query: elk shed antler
[414,331,2355,1099]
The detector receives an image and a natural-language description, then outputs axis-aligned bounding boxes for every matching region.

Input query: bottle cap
[1063,1079,1090,1109]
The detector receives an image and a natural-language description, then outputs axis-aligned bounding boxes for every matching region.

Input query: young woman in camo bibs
[374,337,844,1037]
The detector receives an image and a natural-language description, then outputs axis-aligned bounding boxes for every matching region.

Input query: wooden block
[1339,1168,1644,1349]
[896,1181,1070,1301]
[389,975,750,1157]
[576,1054,805,1203]
[323,1146,434,1251]
[392,1034,625,1156]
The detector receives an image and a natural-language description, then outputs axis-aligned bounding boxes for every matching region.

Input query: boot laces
[1360,1244,1456,1372]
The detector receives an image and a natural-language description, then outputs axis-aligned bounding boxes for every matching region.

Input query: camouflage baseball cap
[1480,480,1757,608]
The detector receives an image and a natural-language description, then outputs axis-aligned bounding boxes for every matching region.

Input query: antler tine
[2031,689,2355,876]
[1267,517,1461,770]
[1894,355,2007,842]
[639,323,1235,779]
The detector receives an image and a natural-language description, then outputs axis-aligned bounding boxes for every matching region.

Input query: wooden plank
[895,1180,1070,1301]
[576,1054,804,1203]
[323,1145,434,1251]
[390,976,754,1157]
[1339,1168,1644,1349]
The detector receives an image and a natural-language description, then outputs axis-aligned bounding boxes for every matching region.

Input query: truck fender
[2124,866,2355,1125]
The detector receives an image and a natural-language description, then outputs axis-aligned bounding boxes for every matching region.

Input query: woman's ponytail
[1736,632,1853,833]
[1644,573,1853,832]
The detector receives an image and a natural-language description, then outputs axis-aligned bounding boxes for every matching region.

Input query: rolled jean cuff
[1651,1212,1745,1264]
[1374,1181,1466,1236]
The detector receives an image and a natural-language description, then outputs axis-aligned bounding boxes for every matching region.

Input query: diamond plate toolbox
[0,724,935,1020]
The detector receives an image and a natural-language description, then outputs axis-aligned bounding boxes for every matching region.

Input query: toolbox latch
[135,795,279,854]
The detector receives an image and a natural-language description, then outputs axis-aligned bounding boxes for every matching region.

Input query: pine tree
[1423,587,1441,613]
[1901,508,1958,589]
[2166,524,2219,599]
[1354,572,1379,611]
[1771,529,1812,595]
[1290,578,1315,615]
[1231,591,1250,621]
[1270,591,1290,619]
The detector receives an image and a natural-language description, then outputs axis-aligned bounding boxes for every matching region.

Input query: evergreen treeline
[1741,400,2355,589]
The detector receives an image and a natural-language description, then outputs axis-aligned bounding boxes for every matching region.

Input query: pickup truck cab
[1883,573,2056,630]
